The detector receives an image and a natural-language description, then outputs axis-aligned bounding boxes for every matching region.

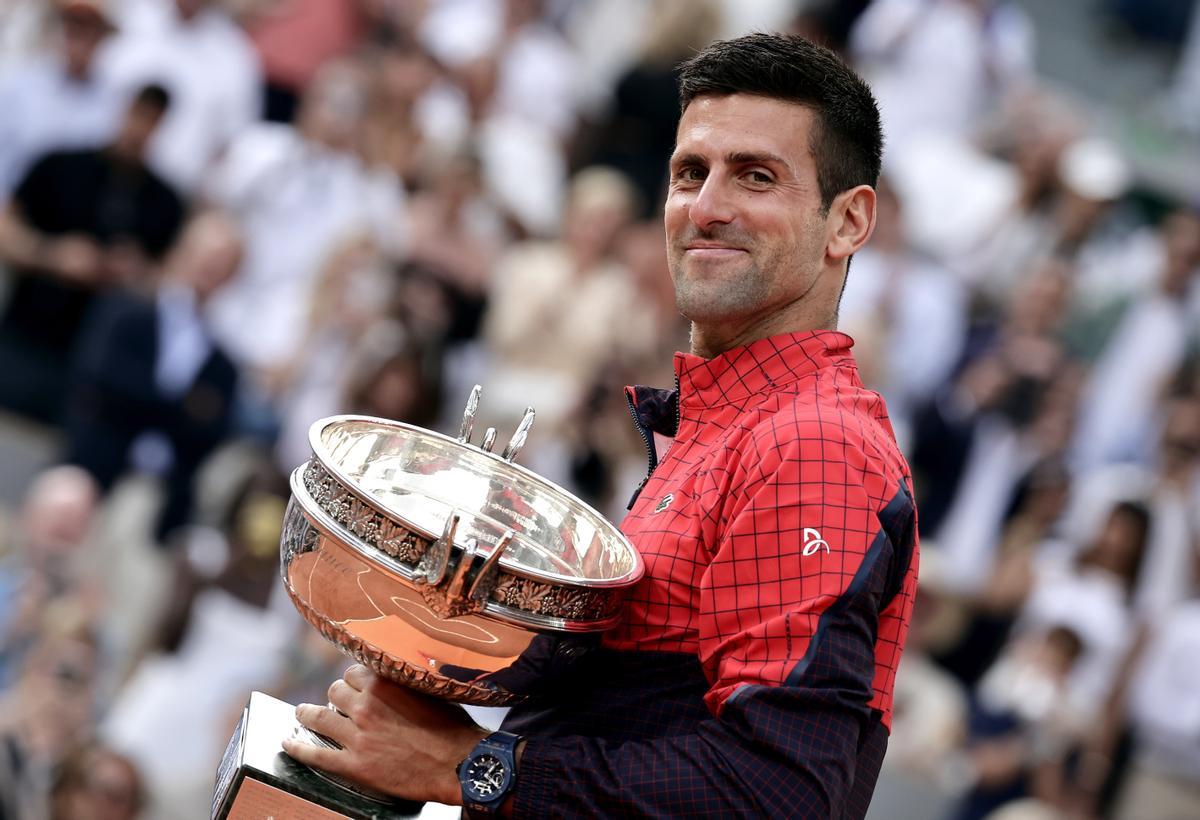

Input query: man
[98,0,261,193]
[0,83,183,423]
[202,58,405,381]
[63,211,241,542]
[286,33,919,817]
[0,0,123,198]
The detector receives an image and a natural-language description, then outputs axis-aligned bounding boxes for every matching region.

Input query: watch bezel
[462,752,513,801]
[459,731,522,814]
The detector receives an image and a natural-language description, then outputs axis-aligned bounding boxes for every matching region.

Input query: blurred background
[0,1,1198,818]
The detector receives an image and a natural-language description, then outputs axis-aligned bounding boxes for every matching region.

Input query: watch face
[464,753,511,801]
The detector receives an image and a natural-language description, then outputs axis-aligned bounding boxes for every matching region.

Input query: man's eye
[746,171,772,184]
[676,167,705,182]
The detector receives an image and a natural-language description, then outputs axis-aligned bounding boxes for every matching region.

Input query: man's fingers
[294,703,354,746]
[342,664,373,691]
[327,679,360,720]
[281,734,346,774]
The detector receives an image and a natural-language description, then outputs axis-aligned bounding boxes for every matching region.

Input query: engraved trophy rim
[306,413,645,591]
[286,467,629,633]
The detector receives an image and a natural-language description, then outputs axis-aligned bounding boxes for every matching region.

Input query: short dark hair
[678,33,883,211]
[132,83,171,114]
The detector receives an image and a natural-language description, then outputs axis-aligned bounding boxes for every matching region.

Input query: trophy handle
[418,511,460,586]
[415,516,514,619]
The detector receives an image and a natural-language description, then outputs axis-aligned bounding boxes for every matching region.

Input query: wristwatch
[458,730,522,815]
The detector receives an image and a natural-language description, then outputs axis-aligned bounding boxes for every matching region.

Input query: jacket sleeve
[508,424,915,818]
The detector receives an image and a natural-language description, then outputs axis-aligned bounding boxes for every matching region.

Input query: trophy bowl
[279,388,644,707]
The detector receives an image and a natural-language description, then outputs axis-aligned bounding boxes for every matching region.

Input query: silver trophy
[213,387,643,818]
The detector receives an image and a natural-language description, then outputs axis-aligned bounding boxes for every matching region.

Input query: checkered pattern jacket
[503,331,919,818]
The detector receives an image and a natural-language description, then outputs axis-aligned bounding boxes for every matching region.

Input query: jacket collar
[675,330,855,410]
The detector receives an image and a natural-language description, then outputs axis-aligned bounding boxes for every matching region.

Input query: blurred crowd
[0,1,1197,818]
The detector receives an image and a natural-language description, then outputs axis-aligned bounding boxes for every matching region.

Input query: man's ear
[826,185,877,262]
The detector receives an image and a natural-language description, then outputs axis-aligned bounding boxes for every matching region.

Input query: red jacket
[506,330,919,818]
[611,329,918,729]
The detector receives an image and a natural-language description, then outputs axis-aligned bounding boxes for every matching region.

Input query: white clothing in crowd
[0,0,44,78]
[0,52,123,197]
[837,245,967,438]
[1071,292,1195,471]
[1125,601,1200,786]
[850,0,1034,158]
[99,0,261,192]
[1017,550,1134,721]
[930,417,1039,593]
[204,123,406,373]
[102,585,301,819]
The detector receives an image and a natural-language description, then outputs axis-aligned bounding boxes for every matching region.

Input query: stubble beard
[668,240,783,326]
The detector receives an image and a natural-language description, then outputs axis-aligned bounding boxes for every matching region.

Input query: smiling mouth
[684,246,747,257]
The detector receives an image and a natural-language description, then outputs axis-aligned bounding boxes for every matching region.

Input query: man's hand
[282,664,488,805]
[43,235,104,283]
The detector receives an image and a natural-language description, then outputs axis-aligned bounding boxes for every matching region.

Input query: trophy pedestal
[211,691,423,820]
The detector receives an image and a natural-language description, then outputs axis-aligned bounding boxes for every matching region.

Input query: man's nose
[688,175,736,231]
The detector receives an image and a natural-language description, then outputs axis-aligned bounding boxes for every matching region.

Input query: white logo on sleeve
[802,528,829,556]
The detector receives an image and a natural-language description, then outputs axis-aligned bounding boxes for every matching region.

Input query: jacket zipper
[624,374,681,510]
[625,391,658,479]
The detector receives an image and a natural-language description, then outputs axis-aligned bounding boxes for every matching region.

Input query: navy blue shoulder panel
[783,479,915,698]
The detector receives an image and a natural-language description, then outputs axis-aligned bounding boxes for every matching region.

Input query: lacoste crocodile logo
[802,528,829,556]
[653,493,675,514]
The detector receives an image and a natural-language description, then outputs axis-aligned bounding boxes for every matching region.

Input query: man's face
[665,94,830,326]
[60,11,110,74]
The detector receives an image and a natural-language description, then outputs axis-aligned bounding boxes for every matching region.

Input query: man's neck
[689,303,837,359]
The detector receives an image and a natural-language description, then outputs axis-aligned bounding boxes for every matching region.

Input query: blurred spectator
[850,0,1035,158]
[0,466,100,689]
[0,625,100,820]
[0,0,123,198]
[1117,590,1200,819]
[912,263,1076,591]
[245,0,367,123]
[64,211,242,541]
[49,743,144,820]
[1016,501,1151,721]
[204,59,406,380]
[0,83,182,424]
[936,459,1074,687]
[359,36,465,189]
[839,179,967,442]
[101,456,298,815]
[482,166,645,435]
[100,0,262,192]
[954,625,1087,820]
[1070,208,1200,471]
[426,0,580,139]
[561,220,687,516]
[272,234,393,470]
[791,0,874,53]
[582,0,720,214]
[881,573,970,795]
[435,0,584,236]
[1069,394,1200,626]
[343,327,443,427]
[406,150,509,299]
[967,136,1132,300]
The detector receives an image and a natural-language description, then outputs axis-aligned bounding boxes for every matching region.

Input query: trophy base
[212,691,424,819]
